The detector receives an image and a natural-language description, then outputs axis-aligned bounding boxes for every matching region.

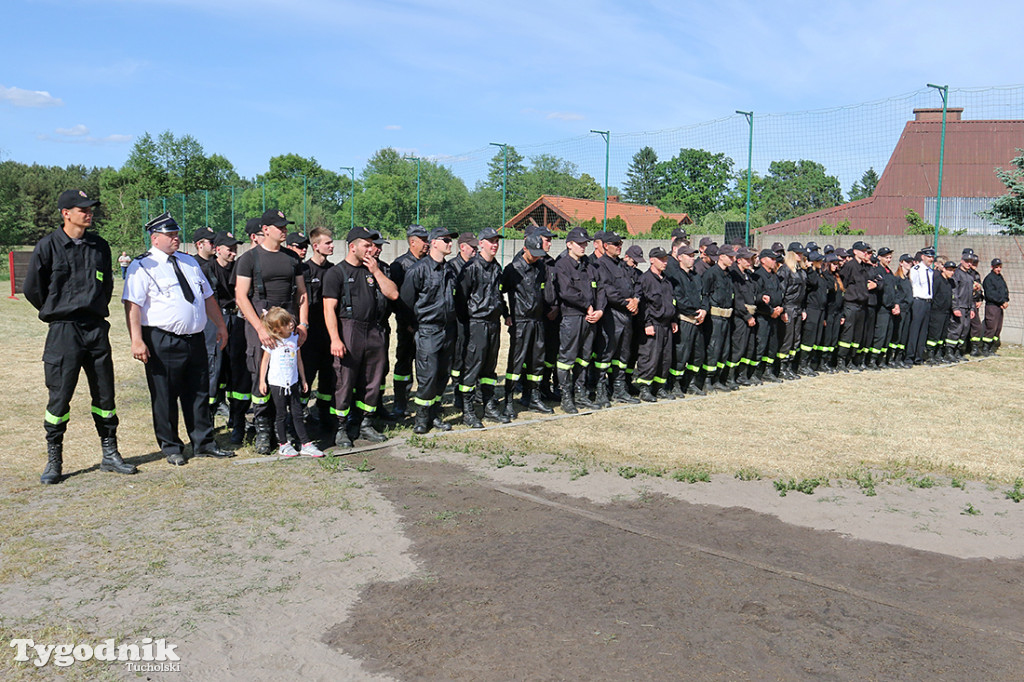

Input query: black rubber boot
[431,404,452,432]
[639,384,657,403]
[412,410,431,435]
[574,370,599,410]
[335,417,354,447]
[392,382,409,418]
[669,376,686,399]
[463,394,484,429]
[254,416,273,455]
[229,399,249,444]
[41,443,63,485]
[482,386,510,423]
[99,436,137,475]
[558,369,578,414]
[357,414,388,442]
[796,352,818,377]
[594,375,611,408]
[688,370,708,395]
[612,370,640,404]
[525,384,553,414]
[723,366,740,390]
[746,363,763,385]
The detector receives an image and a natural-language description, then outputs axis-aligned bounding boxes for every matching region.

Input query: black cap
[648,246,669,260]
[851,240,870,252]
[524,233,546,258]
[943,260,957,269]
[457,232,478,248]
[526,225,555,238]
[566,227,590,243]
[699,237,715,248]
[213,231,243,247]
[718,245,737,258]
[920,247,937,257]
[805,241,820,251]
[736,247,756,259]
[787,241,803,253]
[835,247,849,258]
[824,253,840,263]
[367,229,388,246]
[346,226,375,243]
[625,245,645,263]
[676,243,697,256]
[962,248,976,257]
[823,244,835,254]
[877,246,893,257]
[406,224,429,239]
[592,230,609,242]
[428,226,458,241]
[759,249,779,260]
[192,226,215,243]
[286,232,309,247]
[144,212,180,234]
[992,258,1003,267]
[806,249,824,262]
[245,217,262,235]
[705,244,720,258]
[478,227,502,241]
[261,209,294,227]
[899,253,913,263]
[671,227,689,240]
[57,189,100,210]
[603,231,623,245]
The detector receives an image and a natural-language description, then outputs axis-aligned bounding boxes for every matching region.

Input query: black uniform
[205,257,251,435]
[945,267,974,350]
[803,267,828,365]
[302,257,334,413]
[701,264,735,385]
[323,260,388,420]
[665,257,703,392]
[928,271,954,352]
[23,227,118,446]
[751,264,784,379]
[594,253,638,399]
[399,256,458,412]
[729,264,758,377]
[456,254,508,407]
[503,251,548,404]
[389,251,424,411]
[636,268,675,390]
[983,270,1009,349]
[778,263,807,364]
[838,258,871,364]
[867,263,896,364]
[447,254,473,390]
[892,273,913,361]
[553,253,607,401]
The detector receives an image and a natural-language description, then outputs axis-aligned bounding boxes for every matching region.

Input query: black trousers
[270,383,309,445]
[779,306,803,359]
[543,315,560,375]
[302,324,334,407]
[983,304,1004,344]
[42,319,118,445]
[600,308,633,376]
[754,313,780,369]
[142,327,214,456]
[907,298,932,361]
[460,318,501,395]
[332,319,387,417]
[729,316,755,367]
[505,318,545,385]
[822,311,842,356]
[393,323,416,389]
[414,323,455,408]
[673,319,704,376]
[892,312,910,352]
[928,309,951,348]
[802,307,825,354]
[704,315,731,372]
[451,317,469,385]
[839,302,866,357]
[870,307,893,356]
[557,314,597,375]
[636,322,672,384]
[945,309,971,346]
[863,305,880,355]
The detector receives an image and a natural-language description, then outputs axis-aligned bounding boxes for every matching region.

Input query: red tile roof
[504,195,692,235]
[761,114,1024,236]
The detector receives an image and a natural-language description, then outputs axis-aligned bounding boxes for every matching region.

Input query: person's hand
[331,338,346,358]
[258,328,278,349]
[801,311,807,321]
[296,325,308,346]
[626,298,639,314]
[762,295,771,305]
[131,339,149,364]
[546,309,558,321]
[747,317,755,327]
[782,313,789,323]
[671,322,678,334]
[645,325,655,337]
[1003,302,1010,310]
[586,309,604,324]
[892,304,900,316]
[840,317,845,325]
[216,325,228,350]
[504,316,512,327]
[867,280,877,290]
[364,254,379,274]
[696,309,707,324]
[301,380,308,394]
[953,309,962,318]
[259,379,268,395]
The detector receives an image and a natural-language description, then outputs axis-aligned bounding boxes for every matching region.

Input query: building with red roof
[504,195,692,235]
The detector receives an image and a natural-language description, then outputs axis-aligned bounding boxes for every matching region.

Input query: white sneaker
[300,442,324,458]
[278,443,299,458]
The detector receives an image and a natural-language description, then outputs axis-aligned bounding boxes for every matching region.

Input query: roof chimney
[914,107,964,122]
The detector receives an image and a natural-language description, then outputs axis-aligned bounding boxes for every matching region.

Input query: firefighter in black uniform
[366,230,397,415]
[448,232,477,411]
[701,244,736,392]
[202,230,250,443]
[528,225,561,400]
[728,247,759,388]
[389,225,429,417]
[750,250,785,382]
[234,209,309,454]
[502,233,553,419]
[891,254,915,368]
[24,189,137,484]
[455,227,510,427]
[801,251,828,374]
[323,227,399,447]
[400,227,459,434]
[967,253,985,355]
[927,261,956,363]
[666,242,706,395]
[868,247,898,369]
[622,244,646,394]
[635,247,677,402]
[552,227,606,414]
[983,258,1009,354]
[594,232,640,405]
[301,227,335,428]
[945,253,975,361]
[837,241,874,371]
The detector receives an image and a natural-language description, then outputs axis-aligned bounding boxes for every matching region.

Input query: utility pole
[404,154,421,223]
[737,111,754,247]
[340,166,356,230]
[927,83,949,251]
[489,142,508,263]
[591,130,610,229]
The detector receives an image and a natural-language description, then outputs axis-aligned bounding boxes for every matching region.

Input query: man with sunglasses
[25,189,137,484]
[399,227,459,434]
[234,209,309,454]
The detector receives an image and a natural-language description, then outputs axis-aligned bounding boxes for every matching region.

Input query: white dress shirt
[909,262,933,299]
[123,249,213,335]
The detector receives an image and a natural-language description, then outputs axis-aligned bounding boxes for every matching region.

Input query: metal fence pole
[591,130,610,229]
[340,166,355,230]
[737,110,754,247]
[927,83,949,250]
[490,142,508,263]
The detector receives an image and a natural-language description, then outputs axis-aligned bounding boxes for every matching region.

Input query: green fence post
[230,186,235,233]
[590,130,610,229]
[489,143,508,263]
[340,166,356,230]
[404,155,421,224]
[737,110,754,247]
[927,83,949,251]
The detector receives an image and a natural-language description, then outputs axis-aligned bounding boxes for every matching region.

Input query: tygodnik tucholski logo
[9,637,181,671]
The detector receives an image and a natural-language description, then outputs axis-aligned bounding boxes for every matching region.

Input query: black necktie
[168,255,195,303]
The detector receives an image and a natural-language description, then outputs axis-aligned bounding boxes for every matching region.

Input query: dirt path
[327,451,1024,680]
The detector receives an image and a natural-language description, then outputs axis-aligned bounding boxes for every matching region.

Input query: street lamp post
[339,166,356,230]
[736,110,754,247]
[590,130,610,229]
[927,83,949,251]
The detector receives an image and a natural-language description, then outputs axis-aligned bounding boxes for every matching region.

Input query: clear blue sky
[3,0,1022,188]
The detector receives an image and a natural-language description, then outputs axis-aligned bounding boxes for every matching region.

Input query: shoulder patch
[134,251,150,260]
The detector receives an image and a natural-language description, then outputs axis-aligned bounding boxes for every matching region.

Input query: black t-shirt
[322,260,379,323]
[234,246,300,307]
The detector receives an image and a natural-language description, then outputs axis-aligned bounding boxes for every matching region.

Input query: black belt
[143,325,202,340]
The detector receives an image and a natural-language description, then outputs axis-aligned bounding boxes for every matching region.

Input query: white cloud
[0,85,64,108]
[546,112,584,121]
[56,124,90,137]
[384,124,401,130]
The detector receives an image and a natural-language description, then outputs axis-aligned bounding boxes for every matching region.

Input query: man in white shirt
[123,213,232,466]
[907,247,936,364]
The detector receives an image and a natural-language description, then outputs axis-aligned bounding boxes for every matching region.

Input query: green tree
[848,168,879,201]
[655,148,737,221]
[761,160,843,224]
[622,146,660,205]
[905,208,949,236]
[981,149,1024,235]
